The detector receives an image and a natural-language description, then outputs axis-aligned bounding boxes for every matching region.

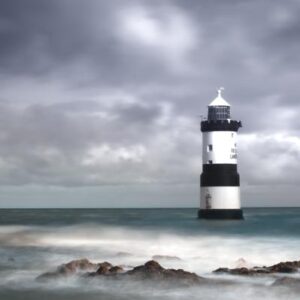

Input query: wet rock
[84,264,125,277]
[109,266,124,274]
[126,260,203,285]
[37,259,204,286]
[96,265,110,275]
[214,267,263,275]
[214,260,300,276]
[152,255,181,261]
[94,264,123,275]
[127,260,164,277]
[268,261,300,273]
[60,258,99,274]
[37,258,101,281]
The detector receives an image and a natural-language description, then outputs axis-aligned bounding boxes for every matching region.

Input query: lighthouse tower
[198,88,243,219]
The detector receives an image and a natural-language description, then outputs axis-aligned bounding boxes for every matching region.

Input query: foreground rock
[38,259,206,286]
[126,260,202,285]
[37,259,111,281]
[214,260,300,276]
[38,258,300,288]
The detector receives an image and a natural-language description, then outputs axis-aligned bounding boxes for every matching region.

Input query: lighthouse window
[207,144,213,152]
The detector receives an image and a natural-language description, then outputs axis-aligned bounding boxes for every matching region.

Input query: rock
[214,260,300,276]
[268,261,300,273]
[126,260,203,286]
[96,265,110,275]
[127,260,164,276]
[94,264,123,275]
[85,264,125,277]
[214,267,264,275]
[152,255,181,261]
[37,258,102,281]
[109,266,124,274]
[59,258,99,274]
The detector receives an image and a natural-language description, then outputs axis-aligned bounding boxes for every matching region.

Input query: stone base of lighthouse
[198,209,243,220]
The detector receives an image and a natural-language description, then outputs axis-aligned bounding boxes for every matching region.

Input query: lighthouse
[198,88,243,219]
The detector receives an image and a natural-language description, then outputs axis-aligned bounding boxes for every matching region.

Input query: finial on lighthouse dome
[209,87,230,107]
[217,87,224,97]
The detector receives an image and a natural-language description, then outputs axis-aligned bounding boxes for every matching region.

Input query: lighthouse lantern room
[198,88,243,219]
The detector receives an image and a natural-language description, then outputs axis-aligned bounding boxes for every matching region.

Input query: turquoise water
[0,208,300,299]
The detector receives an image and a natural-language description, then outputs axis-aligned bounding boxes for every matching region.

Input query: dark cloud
[0,0,299,206]
[115,103,161,124]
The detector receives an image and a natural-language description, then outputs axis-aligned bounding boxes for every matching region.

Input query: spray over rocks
[37,257,300,290]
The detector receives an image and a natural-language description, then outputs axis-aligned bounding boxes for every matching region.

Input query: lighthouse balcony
[201,120,242,132]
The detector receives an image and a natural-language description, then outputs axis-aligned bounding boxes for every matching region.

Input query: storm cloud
[0,0,300,207]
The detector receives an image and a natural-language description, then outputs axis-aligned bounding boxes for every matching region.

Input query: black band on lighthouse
[201,120,242,132]
[201,164,240,187]
[198,209,243,220]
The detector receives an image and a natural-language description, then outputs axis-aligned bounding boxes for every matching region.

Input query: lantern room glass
[208,106,230,121]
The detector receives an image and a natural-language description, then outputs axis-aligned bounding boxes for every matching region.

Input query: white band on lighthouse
[202,131,238,164]
[200,187,241,209]
[198,88,243,219]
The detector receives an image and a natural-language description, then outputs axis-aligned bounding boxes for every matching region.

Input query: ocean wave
[1,224,300,274]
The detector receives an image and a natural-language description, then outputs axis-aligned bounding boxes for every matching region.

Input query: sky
[0,0,300,208]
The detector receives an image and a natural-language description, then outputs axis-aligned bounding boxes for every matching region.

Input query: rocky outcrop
[37,259,205,286]
[214,260,300,276]
[37,258,300,287]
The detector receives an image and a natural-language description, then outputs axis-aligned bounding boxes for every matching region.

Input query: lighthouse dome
[208,88,230,107]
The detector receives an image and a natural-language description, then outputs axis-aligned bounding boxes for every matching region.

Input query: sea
[0,207,300,300]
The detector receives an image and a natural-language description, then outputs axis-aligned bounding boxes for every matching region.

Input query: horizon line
[0,206,300,209]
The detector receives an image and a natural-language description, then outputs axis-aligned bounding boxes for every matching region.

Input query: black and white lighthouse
[198,88,243,219]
